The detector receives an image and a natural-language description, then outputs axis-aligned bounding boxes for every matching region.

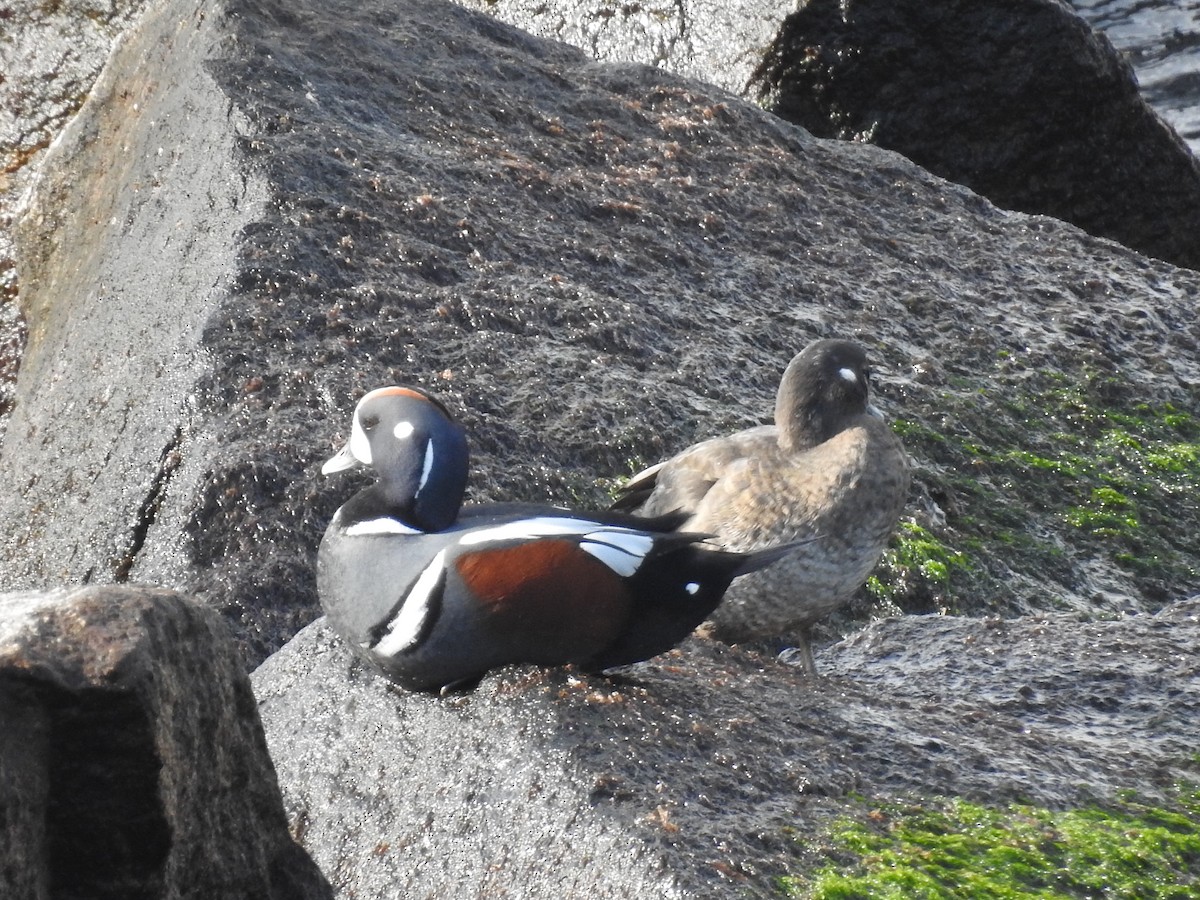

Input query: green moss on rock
[870,367,1200,618]
[867,521,973,614]
[783,785,1200,899]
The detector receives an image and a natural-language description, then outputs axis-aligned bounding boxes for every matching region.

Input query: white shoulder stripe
[458,516,602,546]
[373,549,447,656]
[579,530,656,577]
[346,517,424,536]
[580,541,642,577]
[585,529,656,559]
[459,517,657,577]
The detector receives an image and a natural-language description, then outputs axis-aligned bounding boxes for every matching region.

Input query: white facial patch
[685,582,700,595]
[458,517,655,577]
[349,415,372,465]
[345,517,424,536]
[394,420,415,440]
[838,367,859,385]
[372,549,447,656]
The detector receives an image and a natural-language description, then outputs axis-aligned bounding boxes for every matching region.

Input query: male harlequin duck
[317,386,798,693]
[613,339,910,676]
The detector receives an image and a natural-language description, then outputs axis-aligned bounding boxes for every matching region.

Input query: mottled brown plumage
[615,339,910,675]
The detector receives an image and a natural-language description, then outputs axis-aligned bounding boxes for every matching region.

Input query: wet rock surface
[2,0,1199,892]
[0,585,331,900]
[2,0,1197,667]
[254,599,1200,897]
[750,0,1200,271]
[462,0,1200,272]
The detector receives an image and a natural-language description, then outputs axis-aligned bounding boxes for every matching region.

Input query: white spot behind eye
[838,367,859,385]
[394,421,415,440]
[685,582,700,595]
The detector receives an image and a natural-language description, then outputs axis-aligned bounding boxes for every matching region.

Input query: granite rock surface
[460,0,1200,270]
[0,584,331,900]
[2,0,1197,664]
[252,600,1200,897]
[1,0,1199,893]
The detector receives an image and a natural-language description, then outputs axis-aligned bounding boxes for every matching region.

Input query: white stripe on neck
[417,438,435,493]
[345,517,423,536]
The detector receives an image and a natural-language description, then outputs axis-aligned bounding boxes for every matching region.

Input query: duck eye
[361,414,380,431]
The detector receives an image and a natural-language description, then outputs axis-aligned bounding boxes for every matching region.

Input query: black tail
[733,538,814,577]
[581,537,813,672]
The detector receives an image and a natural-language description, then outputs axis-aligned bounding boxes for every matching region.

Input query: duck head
[323,386,469,531]
[775,339,873,452]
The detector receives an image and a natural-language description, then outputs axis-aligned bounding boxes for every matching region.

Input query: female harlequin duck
[613,339,910,676]
[317,386,797,693]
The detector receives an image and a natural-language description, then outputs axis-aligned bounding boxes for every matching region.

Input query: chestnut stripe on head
[363,386,435,403]
[362,385,457,420]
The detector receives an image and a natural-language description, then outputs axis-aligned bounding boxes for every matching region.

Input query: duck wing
[613,425,778,516]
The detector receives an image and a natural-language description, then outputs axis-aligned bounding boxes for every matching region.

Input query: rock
[0,0,154,413]
[253,599,1200,896]
[0,584,331,899]
[2,0,1198,893]
[1,0,1198,668]
[454,0,787,97]
[749,0,1200,271]
[460,1,1200,269]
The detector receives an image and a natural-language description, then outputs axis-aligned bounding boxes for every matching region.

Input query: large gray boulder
[2,0,1198,667]
[0,0,154,414]
[252,599,1200,897]
[0,585,331,899]
[2,0,1198,894]
[460,0,1200,271]
[750,0,1200,271]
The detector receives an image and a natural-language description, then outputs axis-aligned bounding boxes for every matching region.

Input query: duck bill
[321,440,362,475]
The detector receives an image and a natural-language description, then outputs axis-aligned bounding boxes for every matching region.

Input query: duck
[317,385,799,693]
[613,338,910,675]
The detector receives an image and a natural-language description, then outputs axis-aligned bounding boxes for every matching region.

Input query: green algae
[872,369,1200,616]
[782,786,1200,899]
[867,521,973,613]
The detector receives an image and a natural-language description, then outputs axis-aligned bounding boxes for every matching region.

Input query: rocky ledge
[1,0,1198,895]
[0,585,330,899]
[252,601,1200,896]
